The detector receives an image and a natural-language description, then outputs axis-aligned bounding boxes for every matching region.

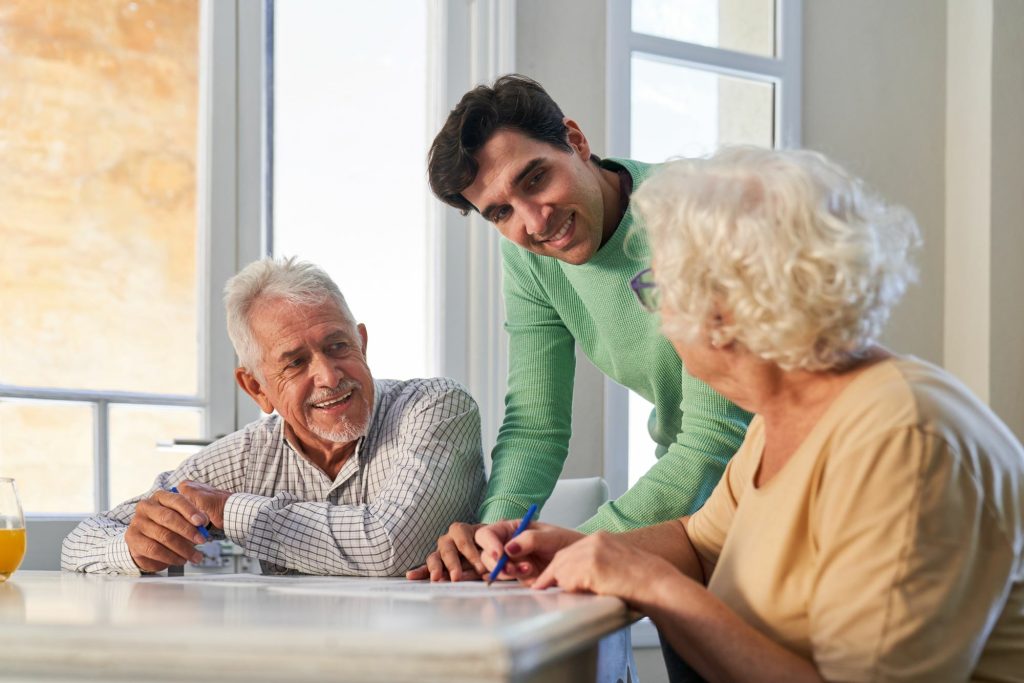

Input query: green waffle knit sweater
[482,158,753,533]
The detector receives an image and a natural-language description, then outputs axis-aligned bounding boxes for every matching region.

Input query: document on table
[153,574,547,600]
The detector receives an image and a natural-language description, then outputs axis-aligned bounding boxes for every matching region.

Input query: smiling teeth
[546,214,572,242]
[314,391,352,409]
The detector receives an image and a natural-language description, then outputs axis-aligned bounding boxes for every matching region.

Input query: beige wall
[516,0,610,479]
[516,0,1024,467]
[988,0,1024,438]
[803,0,948,367]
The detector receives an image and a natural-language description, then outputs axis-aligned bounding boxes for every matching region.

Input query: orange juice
[0,528,26,581]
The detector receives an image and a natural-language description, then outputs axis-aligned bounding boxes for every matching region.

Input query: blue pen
[487,503,538,585]
[169,486,211,541]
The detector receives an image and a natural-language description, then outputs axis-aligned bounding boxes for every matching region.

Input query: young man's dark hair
[428,74,574,215]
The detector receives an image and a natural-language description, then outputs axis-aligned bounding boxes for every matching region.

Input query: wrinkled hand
[126,489,210,573]
[175,480,231,530]
[532,531,676,605]
[476,520,584,586]
[406,522,486,582]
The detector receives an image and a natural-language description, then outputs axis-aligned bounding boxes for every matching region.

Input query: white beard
[305,394,371,444]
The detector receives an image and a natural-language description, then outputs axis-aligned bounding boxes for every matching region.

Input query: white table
[0,571,637,683]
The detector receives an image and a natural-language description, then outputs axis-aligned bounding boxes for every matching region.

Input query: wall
[513,1,1021,679]
[988,0,1024,437]
[516,0,610,479]
[803,0,948,366]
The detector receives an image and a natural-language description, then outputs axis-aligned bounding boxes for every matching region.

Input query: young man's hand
[406,522,486,581]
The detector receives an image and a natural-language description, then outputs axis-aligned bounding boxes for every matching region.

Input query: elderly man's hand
[126,489,210,572]
[175,480,231,530]
[406,522,487,582]
[476,520,584,586]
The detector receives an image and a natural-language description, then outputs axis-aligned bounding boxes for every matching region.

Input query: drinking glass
[0,478,26,582]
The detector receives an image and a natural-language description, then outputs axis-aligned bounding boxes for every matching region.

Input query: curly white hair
[632,146,921,371]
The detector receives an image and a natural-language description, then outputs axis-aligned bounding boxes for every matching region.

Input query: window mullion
[94,400,109,513]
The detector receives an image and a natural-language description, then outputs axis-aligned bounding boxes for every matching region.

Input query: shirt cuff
[479,497,530,524]
[107,533,143,576]
[223,492,275,548]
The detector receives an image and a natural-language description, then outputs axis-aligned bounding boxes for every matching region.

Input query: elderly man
[62,257,486,576]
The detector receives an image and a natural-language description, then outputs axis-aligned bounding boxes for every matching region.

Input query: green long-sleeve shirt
[481,158,752,532]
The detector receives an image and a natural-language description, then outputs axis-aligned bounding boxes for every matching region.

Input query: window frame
[603,0,802,501]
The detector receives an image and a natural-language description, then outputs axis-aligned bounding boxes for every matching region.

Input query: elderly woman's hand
[531,531,680,606]
[475,520,584,585]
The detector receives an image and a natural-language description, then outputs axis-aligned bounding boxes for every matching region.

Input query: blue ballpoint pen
[169,486,211,541]
[487,503,538,585]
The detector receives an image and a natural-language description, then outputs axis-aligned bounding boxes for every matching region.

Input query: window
[271,1,430,381]
[606,0,801,492]
[0,0,215,515]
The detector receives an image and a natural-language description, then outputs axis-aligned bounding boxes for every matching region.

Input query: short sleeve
[686,417,763,572]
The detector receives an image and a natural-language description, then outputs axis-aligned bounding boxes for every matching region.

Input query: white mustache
[306,380,360,407]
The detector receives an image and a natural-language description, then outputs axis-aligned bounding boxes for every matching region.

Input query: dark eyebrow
[480,157,545,221]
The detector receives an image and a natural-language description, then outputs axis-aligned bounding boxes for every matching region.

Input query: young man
[63,257,485,576]
[409,75,751,582]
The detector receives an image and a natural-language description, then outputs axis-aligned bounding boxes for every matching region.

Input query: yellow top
[687,356,1024,682]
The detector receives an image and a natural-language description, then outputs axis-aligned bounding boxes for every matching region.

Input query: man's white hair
[632,146,921,372]
[223,256,355,377]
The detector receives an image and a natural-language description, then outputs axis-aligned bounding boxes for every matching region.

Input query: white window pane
[0,400,94,515]
[273,2,430,381]
[628,392,658,489]
[0,0,202,395]
[632,0,776,58]
[631,54,775,163]
[108,405,203,505]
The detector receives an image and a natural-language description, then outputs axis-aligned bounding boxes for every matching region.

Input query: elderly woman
[476,147,1024,682]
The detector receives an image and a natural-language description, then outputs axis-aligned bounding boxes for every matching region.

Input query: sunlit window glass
[631,54,775,162]
[632,0,776,58]
[273,1,430,381]
[0,400,94,514]
[108,405,203,505]
[0,0,202,515]
[0,0,201,396]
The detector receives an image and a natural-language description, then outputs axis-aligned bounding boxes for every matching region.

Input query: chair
[541,476,609,528]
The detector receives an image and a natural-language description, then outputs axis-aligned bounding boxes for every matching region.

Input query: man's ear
[563,118,591,159]
[357,323,368,357]
[235,367,274,414]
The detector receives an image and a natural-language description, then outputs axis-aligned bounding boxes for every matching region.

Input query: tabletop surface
[0,571,633,682]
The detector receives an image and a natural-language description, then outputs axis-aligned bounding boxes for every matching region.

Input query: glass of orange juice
[0,478,26,582]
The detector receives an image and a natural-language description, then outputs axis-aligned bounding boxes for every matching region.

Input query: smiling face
[461,122,622,265]
[236,296,374,459]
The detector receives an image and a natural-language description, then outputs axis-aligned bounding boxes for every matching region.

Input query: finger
[457,561,482,581]
[475,521,518,561]
[139,498,210,545]
[152,489,208,527]
[126,527,200,569]
[437,536,467,582]
[405,564,430,581]
[426,551,449,583]
[139,519,205,563]
[450,525,487,575]
[532,561,559,590]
